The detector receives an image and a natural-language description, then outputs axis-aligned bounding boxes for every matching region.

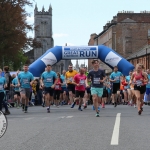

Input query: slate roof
[126,45,150,60]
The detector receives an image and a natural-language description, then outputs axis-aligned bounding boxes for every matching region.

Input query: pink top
[74,74,86,91]
[133,71,144,86]
[133,72,144,80]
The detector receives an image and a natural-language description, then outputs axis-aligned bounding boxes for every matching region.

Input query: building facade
[94,11,150,58]
[88,11,150,73]
[126,44,150,70]
[34,4,53,60]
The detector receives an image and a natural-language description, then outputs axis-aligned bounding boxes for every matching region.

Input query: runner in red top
[53,73,62,107]
[72,68,86,111]
[130,63,148,115]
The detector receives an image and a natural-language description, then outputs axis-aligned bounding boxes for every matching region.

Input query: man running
[109,66,123,107]
[72,68,86,111]
[18,64,34,113]
[65,65,78,107]
[86,59,106,117]
[40,64,57,113]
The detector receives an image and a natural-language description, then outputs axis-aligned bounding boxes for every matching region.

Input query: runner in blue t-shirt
[41,64,57,113]
[145,69,150,104]
[110,66,123,107]
[11,71,21,108]
[18,65,34,113]
[0,69,10,115]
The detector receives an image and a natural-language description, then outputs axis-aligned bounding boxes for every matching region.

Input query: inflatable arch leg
[29,45,134,77]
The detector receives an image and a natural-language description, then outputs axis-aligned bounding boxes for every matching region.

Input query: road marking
[66,116,73,118]
[111,113,121,145]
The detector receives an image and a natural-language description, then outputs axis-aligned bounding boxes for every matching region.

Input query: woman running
[130,63,148,115]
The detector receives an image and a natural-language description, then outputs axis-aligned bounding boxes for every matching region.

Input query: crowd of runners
[0,59,150,117]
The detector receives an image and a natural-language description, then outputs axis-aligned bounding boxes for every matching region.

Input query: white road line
[66,116,73,118]
[111,113,121,145]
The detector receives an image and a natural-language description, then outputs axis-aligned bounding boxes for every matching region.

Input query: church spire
[49,4,52,10]
[34,3,38,12]
[42,5,45,12]
[49,4,52,14]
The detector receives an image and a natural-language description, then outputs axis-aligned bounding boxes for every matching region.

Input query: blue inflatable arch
[29,45,134,77]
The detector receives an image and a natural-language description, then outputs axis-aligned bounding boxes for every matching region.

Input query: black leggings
[53,90,61,100]
[0,92,8,111]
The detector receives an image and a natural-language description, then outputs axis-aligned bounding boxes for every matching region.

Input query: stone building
[25,5,71,73]
[126,44,150,70]
[88,11,150,72]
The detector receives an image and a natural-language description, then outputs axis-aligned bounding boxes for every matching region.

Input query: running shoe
[148,102,150,106]
[138,110,142,115]
[71,102,75,108]
[102,103,105,108]
[83,105,87,109]
[47,108,50,113]
[95,112,100,117]
[14,102,17,107]
[114,102,117,107]
[4,110,10,115]
[98,106,100,111]
[24,106,28,113]
[134,104,136,108]
[92,105,95,110]
[78,107,83,111]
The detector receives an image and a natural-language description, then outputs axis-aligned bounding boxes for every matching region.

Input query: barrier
[29,45,134,77]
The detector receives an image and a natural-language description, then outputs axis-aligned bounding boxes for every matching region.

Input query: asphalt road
[0,104,150,150]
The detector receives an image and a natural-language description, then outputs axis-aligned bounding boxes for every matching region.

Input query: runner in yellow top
[65,64,78,107]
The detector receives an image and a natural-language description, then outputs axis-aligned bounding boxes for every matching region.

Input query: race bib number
[93,78,100,84]
[63,80,66,84]
[55,85,59,89]
[46,78,52,82]
[124,86,128,89]
[115,76,120,80]
[136,80,142,86]
[79,79,85,85]
[0,84,3,90]
[23,79,29,84]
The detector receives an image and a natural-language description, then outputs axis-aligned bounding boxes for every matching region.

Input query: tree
[0,0,40,69]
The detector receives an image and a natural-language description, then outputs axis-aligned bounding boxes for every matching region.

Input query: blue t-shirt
[0,77,6,92]
[126,76,130,88]
[41,71,57,87]
[61,75,66,87]
[146,74,150,88]
[110,71,123,83]
[18,72,34,88]
[12,77,20,91]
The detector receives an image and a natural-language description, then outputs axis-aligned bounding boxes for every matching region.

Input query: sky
[26,0,150,66]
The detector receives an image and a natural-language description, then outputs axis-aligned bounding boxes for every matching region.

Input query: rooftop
[126,45,150,60]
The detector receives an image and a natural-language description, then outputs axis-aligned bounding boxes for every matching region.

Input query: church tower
[34,4,54,60]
